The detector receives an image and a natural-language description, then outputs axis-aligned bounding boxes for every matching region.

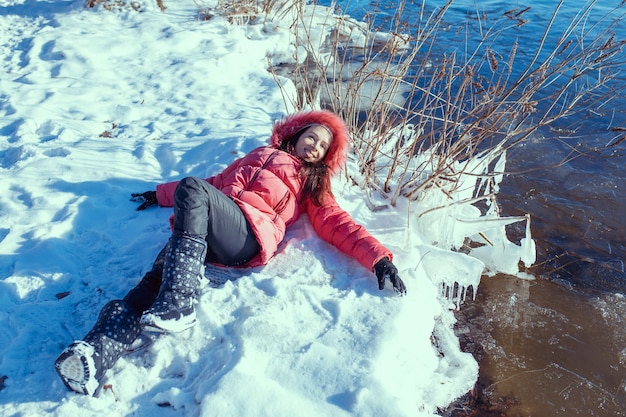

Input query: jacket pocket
[273,190,291,216]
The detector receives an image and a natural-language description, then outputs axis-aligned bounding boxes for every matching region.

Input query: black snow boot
[140,234,207,333]
[55,299,141,396]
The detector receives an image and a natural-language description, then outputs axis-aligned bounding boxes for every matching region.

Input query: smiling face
[293,125,333,163]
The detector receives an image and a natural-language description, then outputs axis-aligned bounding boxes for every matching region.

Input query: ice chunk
[419,245,485,309]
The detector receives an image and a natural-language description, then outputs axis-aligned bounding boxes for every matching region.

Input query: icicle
[441,281,476,310]
[421,247,484,310]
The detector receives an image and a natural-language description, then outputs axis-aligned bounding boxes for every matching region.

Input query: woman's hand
[130,191,158,211]
[374,257,406,295]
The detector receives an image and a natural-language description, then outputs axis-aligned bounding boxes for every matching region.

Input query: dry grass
[85,0,144,10]
[189,0,625,216]
[266,0,625,210]
[195,0,298,24]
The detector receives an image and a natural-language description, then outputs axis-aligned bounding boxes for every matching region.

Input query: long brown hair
[279,130,333,206]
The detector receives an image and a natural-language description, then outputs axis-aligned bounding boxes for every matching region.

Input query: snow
[0,1,534,416]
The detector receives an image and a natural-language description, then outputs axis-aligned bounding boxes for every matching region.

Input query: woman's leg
[123,245,165,313]
[172,176,260,266]
[55,247,165,395]
[54,299,143,395]
[142,177,259,332]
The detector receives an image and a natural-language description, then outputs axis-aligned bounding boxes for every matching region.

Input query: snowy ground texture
[0,1,535,416]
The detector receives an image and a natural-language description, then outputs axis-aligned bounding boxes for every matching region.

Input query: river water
[450,2,626,415]
[318,0,626,415]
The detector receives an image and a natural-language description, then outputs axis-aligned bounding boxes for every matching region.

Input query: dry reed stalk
[225,0,624,209]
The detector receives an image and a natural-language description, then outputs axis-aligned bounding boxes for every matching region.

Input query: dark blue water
[317,1,626,415]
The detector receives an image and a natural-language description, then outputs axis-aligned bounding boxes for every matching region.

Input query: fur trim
[270,110,349,174]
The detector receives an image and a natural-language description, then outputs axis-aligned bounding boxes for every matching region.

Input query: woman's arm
[306,196,405,294]
[305,196,392,270]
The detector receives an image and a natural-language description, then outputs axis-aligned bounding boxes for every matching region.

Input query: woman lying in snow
[54,110,406,396]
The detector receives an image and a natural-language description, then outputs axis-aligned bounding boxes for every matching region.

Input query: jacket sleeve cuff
[371,253,392,271]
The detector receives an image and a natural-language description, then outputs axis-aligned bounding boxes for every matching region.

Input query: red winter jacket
[155,111,392,270]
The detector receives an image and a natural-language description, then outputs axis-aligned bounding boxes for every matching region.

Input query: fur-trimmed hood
[269,110,350,174]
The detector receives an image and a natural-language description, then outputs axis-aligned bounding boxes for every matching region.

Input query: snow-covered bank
[0,1,532,415]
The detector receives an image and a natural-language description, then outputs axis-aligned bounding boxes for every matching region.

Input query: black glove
[130,191,158,211]
[374,257,406,295]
